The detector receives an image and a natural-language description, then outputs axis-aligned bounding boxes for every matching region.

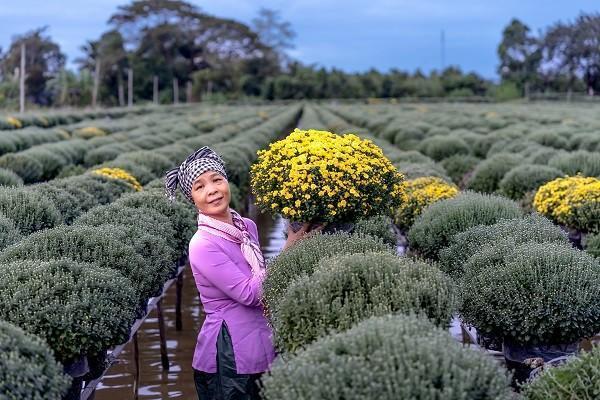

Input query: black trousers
[193,322,263,400]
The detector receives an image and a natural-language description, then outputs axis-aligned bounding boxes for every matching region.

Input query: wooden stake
[153,75,159,105]
[127,68,133,107]
[173,77,179,105]
[118,72,125,107]
[156,300,170,371]
[176,272,183,331]
[186,81,193,103]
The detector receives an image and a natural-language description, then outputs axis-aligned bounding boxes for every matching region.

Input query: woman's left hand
[282,222,325,250]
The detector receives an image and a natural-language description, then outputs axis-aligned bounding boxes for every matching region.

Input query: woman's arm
[190,239,263,307]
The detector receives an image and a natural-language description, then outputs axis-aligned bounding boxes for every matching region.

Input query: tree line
[1,0,599,109]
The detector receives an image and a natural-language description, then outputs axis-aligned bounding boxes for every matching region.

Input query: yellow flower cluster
[250,128,404,223]
[6,116,22,129]
[75,126,107,139]
[91,167,142,191]
[35,116,49,127]
[534,175,600,232]
[394,176,459,230]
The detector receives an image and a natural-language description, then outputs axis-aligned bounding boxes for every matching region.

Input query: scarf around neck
[197,209,265,277]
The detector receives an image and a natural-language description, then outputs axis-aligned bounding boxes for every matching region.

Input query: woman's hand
[282,222,325,251]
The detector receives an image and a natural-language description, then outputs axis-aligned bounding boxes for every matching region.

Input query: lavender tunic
[189,217,276,374]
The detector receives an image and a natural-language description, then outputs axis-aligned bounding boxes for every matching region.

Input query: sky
[0,0,599,79]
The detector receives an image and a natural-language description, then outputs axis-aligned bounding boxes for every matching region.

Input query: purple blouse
[188,217,276,374]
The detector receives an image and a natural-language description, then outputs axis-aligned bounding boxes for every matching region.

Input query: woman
[165,146,319,400]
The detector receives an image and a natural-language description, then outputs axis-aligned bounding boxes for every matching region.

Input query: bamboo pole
[186,81,192,103]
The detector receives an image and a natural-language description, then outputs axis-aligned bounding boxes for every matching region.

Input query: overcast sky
[1,0,599,79]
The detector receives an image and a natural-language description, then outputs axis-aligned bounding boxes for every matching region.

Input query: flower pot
[287,220,355,235]
[503,338,578,387]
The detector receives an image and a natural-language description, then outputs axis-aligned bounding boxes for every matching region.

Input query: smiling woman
[164,146,318,400]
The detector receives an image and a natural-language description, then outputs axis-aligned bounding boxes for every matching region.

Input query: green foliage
[395,162,451,181]
[0,321,70,400]
[499,164,564,200]
[529,131,570,150]
[0,225,157,303]
[353,214,397,247]
[262,314,512,400]
[440,155,481,185]
[0,259,136,364]
[272,252,457,353]
[467,153,524,193]
[584,233,600,258]
[0,187,61,235]
[549,150,600,177]
[0,215,22,251]
[0,153,44,183]
[438,214,569,278]
[493,82,521,101]
[262,233,393,318]
[407,191,522,260]
[418,135,470,161]
[460,242,600,346]
[115,188,197,251]
[523,345,600,400]
[0,168,24,187]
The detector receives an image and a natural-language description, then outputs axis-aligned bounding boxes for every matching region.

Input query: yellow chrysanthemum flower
[250,128,404,223]
[394,176,459,230]
[91,167,142,192]
[534,175,600,232]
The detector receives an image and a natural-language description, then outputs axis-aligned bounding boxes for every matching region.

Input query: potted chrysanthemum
[250,129,404,232]
[533,175,600,248]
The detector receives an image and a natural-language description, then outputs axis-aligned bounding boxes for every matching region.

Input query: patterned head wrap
[165,146,227,203]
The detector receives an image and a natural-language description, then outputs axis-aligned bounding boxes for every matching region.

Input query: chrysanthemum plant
[251,129,404,228]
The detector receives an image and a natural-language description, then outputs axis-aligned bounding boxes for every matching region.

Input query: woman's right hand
[282,222,324,251]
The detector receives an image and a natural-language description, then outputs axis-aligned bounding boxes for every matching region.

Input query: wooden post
[156,300,170,371]
[127,68,133,107]
[153,75,159,105]
[173,77,179,105]
[92,59,100,108]
[117,73,125,107]
[175,272,183,331]
[186,81,193,103]
[19,43,25,113]
[133,331,140,399]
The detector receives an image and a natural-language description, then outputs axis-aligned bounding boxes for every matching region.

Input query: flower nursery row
[0,104,302,399]
[0,105,285,184]
[247,108,600,399]
[0,104,173,130]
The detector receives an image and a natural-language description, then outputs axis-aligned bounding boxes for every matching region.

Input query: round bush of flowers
[263,232,392,319]
[407,191,522,260]
[0,321,70,400]
[533,175,600,233]
[394,176,459,230]
[250,129,404,224]
[523,345,600,400]
[262,314,512,400]
[460,242,600,346]
[272,252,456,353]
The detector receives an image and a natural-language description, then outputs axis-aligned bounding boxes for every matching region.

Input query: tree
[252,8,296,68]
[541,13,600,95]
[77,30,129,106]
[0,27,65,105]
[108,0,271,100]
[497,19,542,97]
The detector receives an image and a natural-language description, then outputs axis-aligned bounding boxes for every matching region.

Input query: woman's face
[191,171,231,216]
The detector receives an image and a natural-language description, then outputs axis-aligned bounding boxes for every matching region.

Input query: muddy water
[93,212,284,400]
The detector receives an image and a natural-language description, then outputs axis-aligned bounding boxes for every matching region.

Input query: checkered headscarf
[165,146,227,203]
